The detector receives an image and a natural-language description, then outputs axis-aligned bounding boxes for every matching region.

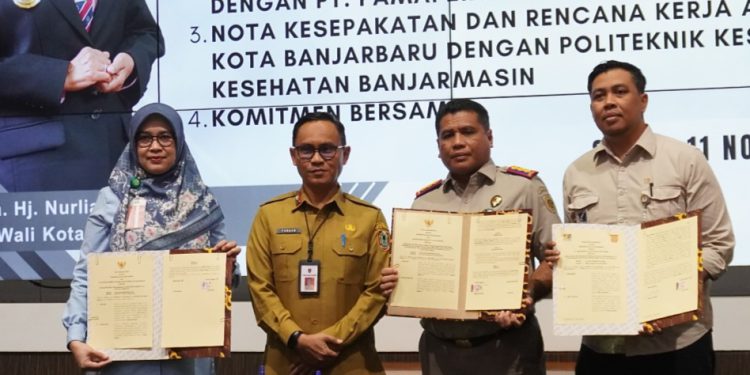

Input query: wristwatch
[288,330,303,349]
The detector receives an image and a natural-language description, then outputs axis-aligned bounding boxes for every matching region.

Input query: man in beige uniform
[550,60,734,375]
[247,112,390,375]
[381,99,560,374]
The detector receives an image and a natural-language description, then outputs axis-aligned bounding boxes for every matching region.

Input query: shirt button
[91,108,103,120]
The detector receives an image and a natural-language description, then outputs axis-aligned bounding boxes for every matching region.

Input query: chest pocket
[567,194,599,223]
[645,186,683,219]
[332,238,368,285]
[270,236,303,282]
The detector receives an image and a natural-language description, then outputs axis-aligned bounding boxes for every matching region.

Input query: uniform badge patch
[542,193,556,214]
[538,186,557,214]
[377,230,391,252]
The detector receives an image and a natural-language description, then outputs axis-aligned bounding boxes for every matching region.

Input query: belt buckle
[453,339,473,348]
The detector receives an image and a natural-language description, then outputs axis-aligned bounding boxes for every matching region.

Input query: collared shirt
[246,188,389,374]
[415,160,561,339]
[563,126,734,356]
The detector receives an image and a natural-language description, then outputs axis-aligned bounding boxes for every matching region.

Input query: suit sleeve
[116,0,165,107]
[0,56,68,109]
[319,210,389,346]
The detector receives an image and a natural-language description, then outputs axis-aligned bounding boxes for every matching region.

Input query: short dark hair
[587,60,647,94]
[292,112,347,146]
[434,99,490,135]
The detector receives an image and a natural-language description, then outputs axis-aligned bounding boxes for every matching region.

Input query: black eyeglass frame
[292,144,346,161]
[135,133,175,148]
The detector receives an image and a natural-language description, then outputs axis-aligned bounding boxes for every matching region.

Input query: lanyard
[303,208,331,262]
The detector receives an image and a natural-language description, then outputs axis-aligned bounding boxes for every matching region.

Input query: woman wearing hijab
[62,103,240,374]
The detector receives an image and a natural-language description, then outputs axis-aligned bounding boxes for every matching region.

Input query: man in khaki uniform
[547,61,733,375]
[381,99,560,374]
[247,112,390,375]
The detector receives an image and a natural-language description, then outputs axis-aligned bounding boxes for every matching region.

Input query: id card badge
[299,260,320,295]
[125,197,146,229]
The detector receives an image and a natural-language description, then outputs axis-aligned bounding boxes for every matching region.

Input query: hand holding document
[552,212,701,336]
[387,208,532,320]
[87,250,231,360]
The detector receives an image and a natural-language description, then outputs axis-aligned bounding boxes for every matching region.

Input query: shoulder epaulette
[503,165,538,179]
[415,179,442,199]
[343,193,378,209]
[260,191,297,206]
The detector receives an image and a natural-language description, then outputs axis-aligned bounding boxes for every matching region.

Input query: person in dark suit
[0,0,164,192]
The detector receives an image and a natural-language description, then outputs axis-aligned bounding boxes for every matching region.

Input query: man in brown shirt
[247,112,390,375]
[548,60,734,375]
[381,99,560,374]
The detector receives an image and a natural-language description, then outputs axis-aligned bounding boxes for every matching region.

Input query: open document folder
[87,249,232,360]
[387,208,532,320]
[552,211,702,336]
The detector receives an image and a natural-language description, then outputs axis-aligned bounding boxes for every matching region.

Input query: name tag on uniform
[299,260,320,295]
[276,227,301,234]
[125,197,146,229]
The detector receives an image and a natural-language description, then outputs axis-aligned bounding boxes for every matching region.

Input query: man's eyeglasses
[136,133,175,148]
[293,144,345,161]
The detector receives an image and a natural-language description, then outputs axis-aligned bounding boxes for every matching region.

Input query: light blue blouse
[62,187,236,375]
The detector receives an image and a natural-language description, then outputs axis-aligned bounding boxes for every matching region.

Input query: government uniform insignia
[345,223,356,232]
[14,0,39,9]
[538,186,557,214]
[542,193,556,213]
[377,230,391,251]
[490,195,503,208]
[415,179,442,198]
[276,227,301,234]
[505,165,538,179]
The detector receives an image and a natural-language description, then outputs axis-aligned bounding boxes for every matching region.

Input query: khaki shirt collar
[442,159,497,193]
[293,186,345,215]
[593,125,656,164]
